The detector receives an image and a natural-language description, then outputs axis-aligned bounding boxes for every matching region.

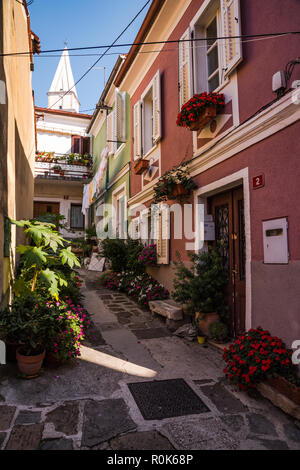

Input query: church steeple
[47,46,80,113]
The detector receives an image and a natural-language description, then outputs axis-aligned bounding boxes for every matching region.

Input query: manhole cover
[128,379,210,420]
[132,328,172,339]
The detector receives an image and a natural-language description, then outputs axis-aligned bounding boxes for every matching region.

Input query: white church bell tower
[47,45,80,113]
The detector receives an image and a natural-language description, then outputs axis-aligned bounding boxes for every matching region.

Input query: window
[133,71,161,160]
[178,0,242,104]
[71,136,90,154]
[112,188,127,239]
[206,16,220,92]
[70,204,84,230]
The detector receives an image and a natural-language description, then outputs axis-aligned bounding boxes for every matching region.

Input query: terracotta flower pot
[16,348,45,377]
[188,105,217,131]
[134,159,149,175]
[195,311,220,336]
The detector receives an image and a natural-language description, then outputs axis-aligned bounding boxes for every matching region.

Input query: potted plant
[172,246,229,336]
[53,165,61,174]
[223,326,300,408]
[153,163,197,203]
[134,158,149,175]
[209,321,229,343]
[0,295,51,377]
[176,92,225,132]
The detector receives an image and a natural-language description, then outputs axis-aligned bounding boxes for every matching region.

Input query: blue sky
[29,0,151,113]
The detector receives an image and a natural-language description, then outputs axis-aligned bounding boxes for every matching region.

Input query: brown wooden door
[208,186,246,337]
[34,202,60,218]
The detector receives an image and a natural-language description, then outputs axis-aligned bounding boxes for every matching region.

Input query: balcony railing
[34,152,92,181]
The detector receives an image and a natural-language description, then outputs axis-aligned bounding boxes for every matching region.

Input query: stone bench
[148,299,183,321]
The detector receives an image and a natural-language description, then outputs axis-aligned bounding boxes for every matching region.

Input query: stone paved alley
[0,270,299,451]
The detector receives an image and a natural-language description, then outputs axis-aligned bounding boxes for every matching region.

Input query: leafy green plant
[99,238,144,273]
[209,322,229,342]
[0,294,57,355]
[11,219,80,299]
[172,246,229,318]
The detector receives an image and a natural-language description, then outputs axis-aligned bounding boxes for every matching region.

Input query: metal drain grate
[128,378,210,420]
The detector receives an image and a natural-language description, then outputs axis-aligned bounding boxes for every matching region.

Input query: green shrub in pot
[209,322,229,342]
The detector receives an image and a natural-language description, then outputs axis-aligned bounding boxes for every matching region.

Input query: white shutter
[107,111,114,155]
[130,217,140,239]
[156,205,169,265]
[221,0,242,76]
[178,27,192,109]
[133,100,142,160]
[152,70,161,143]
[115,90,126,143]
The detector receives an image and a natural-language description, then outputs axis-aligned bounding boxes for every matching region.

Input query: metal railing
[34,153,92,181]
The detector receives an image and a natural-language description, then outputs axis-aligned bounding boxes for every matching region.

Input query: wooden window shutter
[82,137,90,154]
[71,135,81,153]
[156,205,170,265]
[221,0,242,77]
[133,101,142,160]
[107,111,114,155]
[115,90,126,143]
[152,70,161,144]
[130,217,140,239]
[178,27,192,109]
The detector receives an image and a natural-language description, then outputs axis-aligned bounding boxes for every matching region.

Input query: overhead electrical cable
[1,30,299,57]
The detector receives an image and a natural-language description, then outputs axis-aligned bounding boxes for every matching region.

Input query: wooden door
[208,186,246,337]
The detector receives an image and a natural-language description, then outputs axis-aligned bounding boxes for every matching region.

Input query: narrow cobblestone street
[0,269,299,450]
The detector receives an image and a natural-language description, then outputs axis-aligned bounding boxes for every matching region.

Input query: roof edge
[114,0,165,88]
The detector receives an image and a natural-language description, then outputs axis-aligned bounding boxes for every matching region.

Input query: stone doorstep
[257,382,300,421]
[208,340,233,352]
[149,300,183,321]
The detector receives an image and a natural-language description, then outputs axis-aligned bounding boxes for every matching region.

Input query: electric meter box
[262,217,289,264]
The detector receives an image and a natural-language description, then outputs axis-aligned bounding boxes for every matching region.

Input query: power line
[1,30,299,57]
[48,0,151,110]
[21,32,292,60]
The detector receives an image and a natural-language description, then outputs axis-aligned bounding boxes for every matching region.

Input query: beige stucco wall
[0,0,35,306]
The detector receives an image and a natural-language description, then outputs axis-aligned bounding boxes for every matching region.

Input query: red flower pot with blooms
[176,92,225,131]
[223,327,298,391]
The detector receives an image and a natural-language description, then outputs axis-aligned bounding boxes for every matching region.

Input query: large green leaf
[59,246,81,268]
[39,269,59,297]
[17,245,48,267]
[10,219,29,228]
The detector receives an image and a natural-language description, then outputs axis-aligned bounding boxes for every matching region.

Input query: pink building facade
[114,0,300,347]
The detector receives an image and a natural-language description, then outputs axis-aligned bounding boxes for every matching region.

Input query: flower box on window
[176,92,225,132]
[134,158,149,175]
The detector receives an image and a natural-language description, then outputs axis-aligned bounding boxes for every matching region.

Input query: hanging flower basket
[170,183,188,198]
[134,158,149,175]
[153,163,197,203]
[176,92,225,132]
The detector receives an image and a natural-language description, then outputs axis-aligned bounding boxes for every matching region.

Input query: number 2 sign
[253,174,265,189]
